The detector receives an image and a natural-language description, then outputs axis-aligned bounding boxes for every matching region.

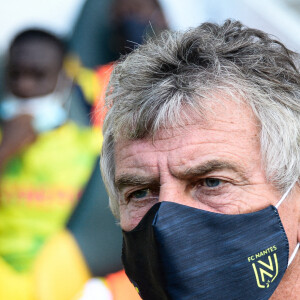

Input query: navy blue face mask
[122,187,299,300]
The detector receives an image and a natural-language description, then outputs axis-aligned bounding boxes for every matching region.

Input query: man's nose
[158,179,191,206]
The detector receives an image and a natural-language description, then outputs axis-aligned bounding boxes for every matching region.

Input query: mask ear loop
[288,243,300,266]
[274,180,300,266]
[275,181,297,209]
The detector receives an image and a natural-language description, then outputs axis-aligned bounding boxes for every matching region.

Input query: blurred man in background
[0,29,100,299]
[0,29,69,166]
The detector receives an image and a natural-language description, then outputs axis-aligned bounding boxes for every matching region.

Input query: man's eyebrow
[178,160,247,179]
[115,174,159,191]
[115,161,247,190]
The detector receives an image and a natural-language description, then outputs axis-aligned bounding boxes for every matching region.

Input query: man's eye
[131,189,150,199]
[204,178,221,187]
[127,188,159,203]
[125,187,159,204]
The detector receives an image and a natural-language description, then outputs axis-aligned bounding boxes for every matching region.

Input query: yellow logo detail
[252,253,279,288]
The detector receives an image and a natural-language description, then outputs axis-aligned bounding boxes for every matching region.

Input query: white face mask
[0,90,71,133]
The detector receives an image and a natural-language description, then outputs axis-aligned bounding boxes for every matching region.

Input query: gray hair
[100,20,300,219]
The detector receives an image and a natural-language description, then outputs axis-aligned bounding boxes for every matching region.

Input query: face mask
[122,184,300,300]
[0,92,69,133]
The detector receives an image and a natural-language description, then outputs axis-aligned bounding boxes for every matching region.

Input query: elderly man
[100,20,300,299]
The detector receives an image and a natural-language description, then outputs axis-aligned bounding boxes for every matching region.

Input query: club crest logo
[248,245,278,288]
